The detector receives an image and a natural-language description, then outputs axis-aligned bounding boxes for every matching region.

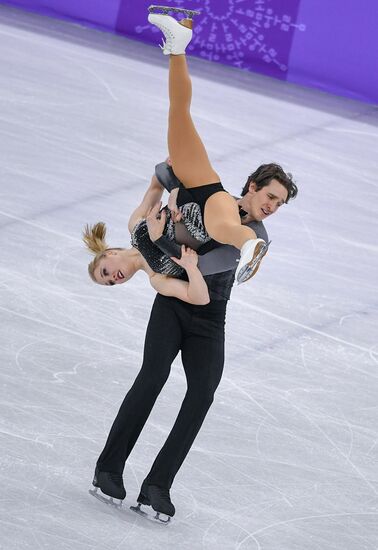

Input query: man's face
[245,179,288,221]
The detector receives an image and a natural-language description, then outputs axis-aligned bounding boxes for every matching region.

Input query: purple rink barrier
[0,0,377,104]
[0,0,122,29]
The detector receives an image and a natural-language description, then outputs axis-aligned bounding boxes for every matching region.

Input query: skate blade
[89,487,123,509]
[148,5,201,17]
[237,241,271,284]
[130,503,171,524]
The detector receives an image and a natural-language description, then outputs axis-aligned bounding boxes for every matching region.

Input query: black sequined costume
[130,202,211,278]
[165,202,211,247]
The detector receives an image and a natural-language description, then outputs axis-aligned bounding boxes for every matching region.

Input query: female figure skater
[147,6,281,283]
[83,172,210,306]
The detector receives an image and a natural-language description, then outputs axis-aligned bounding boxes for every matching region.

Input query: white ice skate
[235,239,271,284]
[148,10,194,55]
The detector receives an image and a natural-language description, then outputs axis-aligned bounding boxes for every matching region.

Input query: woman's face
[93,251,130,286]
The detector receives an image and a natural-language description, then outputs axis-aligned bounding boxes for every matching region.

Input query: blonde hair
[83,222,111,282]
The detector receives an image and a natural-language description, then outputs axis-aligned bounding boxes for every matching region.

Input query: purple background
[0,0,121,28]
[0,0,377,104]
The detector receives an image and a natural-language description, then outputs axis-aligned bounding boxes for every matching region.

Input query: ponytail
[83,222,108,255]
[83,222,109,282]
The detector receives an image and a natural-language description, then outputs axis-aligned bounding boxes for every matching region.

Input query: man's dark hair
[241,163,298,203]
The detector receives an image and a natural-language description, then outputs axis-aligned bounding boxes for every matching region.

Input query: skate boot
[130,480,175,523]
[89,466,126,508]
[136,479,151,506]
[148,484,175,519]
[235,239,271,284]
[148,8,196,55]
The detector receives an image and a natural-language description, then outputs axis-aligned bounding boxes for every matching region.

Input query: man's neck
[237,197,256,224]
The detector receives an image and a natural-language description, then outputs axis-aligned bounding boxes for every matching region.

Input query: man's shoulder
[249,219,269,242]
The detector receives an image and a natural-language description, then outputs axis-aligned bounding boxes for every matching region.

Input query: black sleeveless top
[131,215,183,277]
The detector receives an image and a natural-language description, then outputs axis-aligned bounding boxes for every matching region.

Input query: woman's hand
[171,245,198,271]
[164,157,182,222]
[146,202,166,242]
[168,188,182,222]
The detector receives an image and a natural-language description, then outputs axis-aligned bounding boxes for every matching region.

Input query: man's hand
[146,202,166,242]
[171,245,198,271]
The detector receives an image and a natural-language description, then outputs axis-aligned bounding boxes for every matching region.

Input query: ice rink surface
[0,5,377,549]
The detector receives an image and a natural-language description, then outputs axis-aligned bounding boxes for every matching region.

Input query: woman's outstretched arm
[128,174,164,233]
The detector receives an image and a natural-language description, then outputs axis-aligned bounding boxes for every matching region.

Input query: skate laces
[157,24,174,52]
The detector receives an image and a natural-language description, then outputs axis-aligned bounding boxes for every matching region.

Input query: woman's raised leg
[167,54,259,249]
[167,54,219,188]
[149,11,269,282]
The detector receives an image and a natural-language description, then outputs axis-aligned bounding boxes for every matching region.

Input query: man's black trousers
[97,293,227,489]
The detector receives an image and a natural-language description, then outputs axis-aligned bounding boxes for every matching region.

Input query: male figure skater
[91,4,297,523]
[91,158,297,522]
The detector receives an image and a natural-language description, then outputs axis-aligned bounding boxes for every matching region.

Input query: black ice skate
[148,5,201,19]
[89,466,126,509]
[130,480,175,524]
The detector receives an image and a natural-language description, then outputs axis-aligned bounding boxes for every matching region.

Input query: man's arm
[128,174,164,233]
[197,221,269,275]
[197,245,240,275]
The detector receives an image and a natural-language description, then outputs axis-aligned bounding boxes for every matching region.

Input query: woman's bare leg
[149,11,269,281]
[167,54,218,188]
[168,54,257,248]
[204,192,257,248]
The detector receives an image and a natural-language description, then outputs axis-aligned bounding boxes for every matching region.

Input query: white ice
[0,5,377,550]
